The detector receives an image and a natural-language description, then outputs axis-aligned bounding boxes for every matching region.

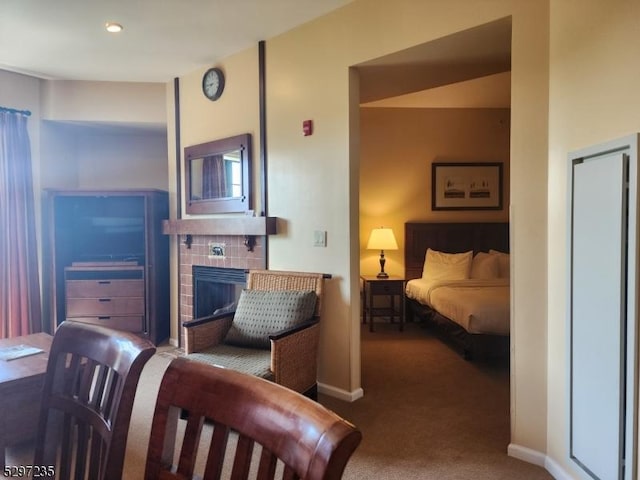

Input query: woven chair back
[246,270,325,316]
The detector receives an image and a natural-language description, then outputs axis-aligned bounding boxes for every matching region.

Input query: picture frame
[431,162,503,211]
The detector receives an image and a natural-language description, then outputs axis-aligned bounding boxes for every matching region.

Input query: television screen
[54,195,146,265]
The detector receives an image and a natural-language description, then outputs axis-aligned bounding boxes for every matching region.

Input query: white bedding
[405,278,510,335]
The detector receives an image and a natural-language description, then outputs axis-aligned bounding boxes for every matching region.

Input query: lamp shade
[367,227,398,250]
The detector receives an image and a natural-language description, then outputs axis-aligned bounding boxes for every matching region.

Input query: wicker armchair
[182,269,325,398]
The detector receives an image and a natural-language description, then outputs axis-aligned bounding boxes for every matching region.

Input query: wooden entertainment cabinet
[65,263,145,333]
[43,189,169,345]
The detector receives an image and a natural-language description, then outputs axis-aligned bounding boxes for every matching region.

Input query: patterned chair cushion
[224,289,317,349]
[187,345,274,380]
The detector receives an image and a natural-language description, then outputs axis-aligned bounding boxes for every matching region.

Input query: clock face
[202,68,225,101]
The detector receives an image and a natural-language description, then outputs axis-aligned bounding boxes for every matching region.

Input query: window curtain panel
[202,154,227,198]
[0,111,42,337]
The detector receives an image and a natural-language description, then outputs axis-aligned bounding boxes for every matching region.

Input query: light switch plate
[313,230,327,247]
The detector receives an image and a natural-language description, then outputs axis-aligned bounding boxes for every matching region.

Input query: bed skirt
[406,297,509,361]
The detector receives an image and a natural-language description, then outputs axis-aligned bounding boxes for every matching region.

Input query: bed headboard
[404,222,509,280]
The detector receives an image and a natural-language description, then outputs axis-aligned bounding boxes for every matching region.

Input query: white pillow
[489,249,510,279]
[422,248,472,281]
[470,252,500,279]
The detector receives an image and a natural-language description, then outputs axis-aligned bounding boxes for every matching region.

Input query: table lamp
[367,227,398,278]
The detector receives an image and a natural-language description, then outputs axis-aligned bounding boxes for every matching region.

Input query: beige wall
[75,132,168,189]
[40,123,78,190]
[175,47,262,218]
[38,79,169,193]
[359,107,511,277]
[507,3,549,459]
[41,80,166,126]
[548,0,640,476]
[39,123,168,191]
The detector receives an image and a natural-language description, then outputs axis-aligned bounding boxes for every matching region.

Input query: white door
[569,134,638,480]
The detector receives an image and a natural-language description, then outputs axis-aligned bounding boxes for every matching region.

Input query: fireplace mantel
[162,216,277,236]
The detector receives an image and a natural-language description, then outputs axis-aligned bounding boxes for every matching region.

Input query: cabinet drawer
[369,281,403,295]
[66,279,144,298]
[68,316,144,333]
[66,297,144,316]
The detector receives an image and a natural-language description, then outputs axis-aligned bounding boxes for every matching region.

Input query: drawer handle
[98,281,111,285]
[98,316,111,320]
[98,298,112,302]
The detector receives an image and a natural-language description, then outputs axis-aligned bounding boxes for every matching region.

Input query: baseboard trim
[544,455,575,480]
[508,443,546,467]
[318,382,364,402]
[508,444,573,480]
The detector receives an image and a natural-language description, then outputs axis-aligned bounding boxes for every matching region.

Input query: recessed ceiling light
[105,22,123,33]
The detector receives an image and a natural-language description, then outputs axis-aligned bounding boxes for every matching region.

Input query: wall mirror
[184,133,251,214]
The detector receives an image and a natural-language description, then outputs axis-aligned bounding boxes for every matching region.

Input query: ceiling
[0,0,353,82]
[361,71,511,109]
[0,3,511,114]
[357,17,512,108]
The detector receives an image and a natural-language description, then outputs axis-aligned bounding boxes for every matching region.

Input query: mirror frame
[184,133,252,214]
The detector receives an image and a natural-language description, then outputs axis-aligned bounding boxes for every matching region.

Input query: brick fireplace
[162,216,276,346]
[178,234,266,343]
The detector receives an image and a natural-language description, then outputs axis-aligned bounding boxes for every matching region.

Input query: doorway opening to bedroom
[353,13,512,448]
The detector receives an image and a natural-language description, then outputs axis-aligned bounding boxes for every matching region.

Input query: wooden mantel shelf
[162,217,278,236]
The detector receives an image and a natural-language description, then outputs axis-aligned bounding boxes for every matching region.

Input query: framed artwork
[431,162,503,211]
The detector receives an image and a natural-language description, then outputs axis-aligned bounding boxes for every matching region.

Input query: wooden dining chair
[144,357,362,480]
[33,320,156,480]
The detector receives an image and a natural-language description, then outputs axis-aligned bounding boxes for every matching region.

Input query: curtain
[0,110,42,337]
[202,154,227,198]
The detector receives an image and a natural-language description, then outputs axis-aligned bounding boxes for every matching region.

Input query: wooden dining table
[0,333,53,467]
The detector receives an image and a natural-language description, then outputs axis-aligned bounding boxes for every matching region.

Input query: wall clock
[202,67,225,101]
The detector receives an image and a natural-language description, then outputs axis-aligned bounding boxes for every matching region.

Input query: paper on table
[0,344,44,361]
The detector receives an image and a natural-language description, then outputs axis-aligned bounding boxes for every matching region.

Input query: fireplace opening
[192,266,246,319]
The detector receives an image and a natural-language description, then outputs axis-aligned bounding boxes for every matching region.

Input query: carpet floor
[321,322,553,479]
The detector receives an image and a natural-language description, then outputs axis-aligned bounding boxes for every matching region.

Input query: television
[54,195,146,266]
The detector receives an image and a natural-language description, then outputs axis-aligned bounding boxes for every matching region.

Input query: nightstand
[361,275,405,332]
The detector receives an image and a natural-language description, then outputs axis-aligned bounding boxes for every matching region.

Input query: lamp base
[377,250,389,279]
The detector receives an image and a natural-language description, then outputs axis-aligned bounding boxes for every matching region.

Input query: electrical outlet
[313,230,327,247]
[208,242,225,257]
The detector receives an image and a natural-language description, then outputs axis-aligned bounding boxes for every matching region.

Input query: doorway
[354,14,512,436]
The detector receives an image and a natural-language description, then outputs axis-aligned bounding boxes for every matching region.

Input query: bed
[404,222,510,360]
